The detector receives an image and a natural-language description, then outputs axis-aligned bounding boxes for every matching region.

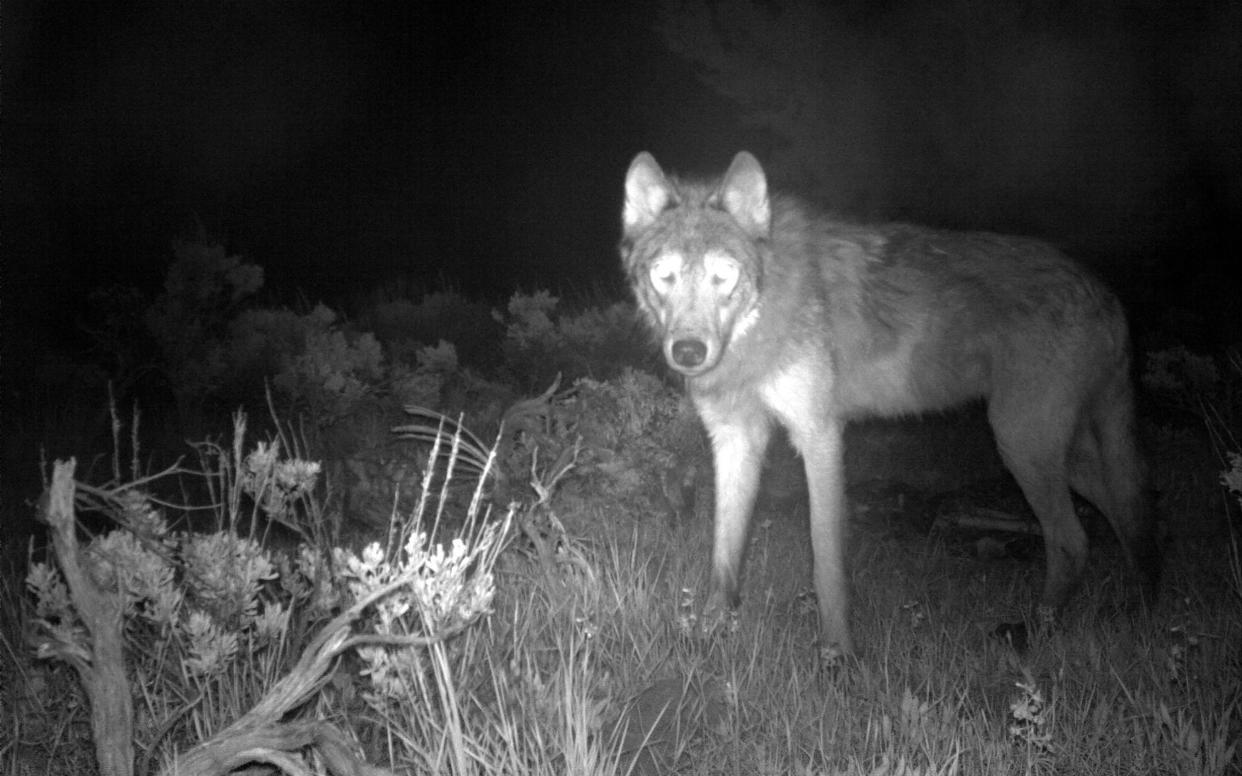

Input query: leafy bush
[568,369,706,520]
[359,289,503,373]
[23,414,515,775]
[144,239,264,425]
[495,291,656,389]
[1144,346,1226,419]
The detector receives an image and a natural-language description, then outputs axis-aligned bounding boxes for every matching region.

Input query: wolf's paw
[675,590,740,644]
[698,602,740,639]
[813,639,857,680]
[817,641,848,665]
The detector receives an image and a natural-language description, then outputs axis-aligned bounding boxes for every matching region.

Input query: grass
[2,431,1239,775]
[525,502,1241,776]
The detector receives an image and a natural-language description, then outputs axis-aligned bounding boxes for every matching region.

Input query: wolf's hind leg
[990,399,1086,615]
[1069,381,1160,605]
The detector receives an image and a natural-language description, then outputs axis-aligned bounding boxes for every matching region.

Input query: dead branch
[42,458,135,776]
[157,570,450,776]
[936,506,1043,536]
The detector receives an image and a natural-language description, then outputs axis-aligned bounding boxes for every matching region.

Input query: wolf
[619,151,1159,656]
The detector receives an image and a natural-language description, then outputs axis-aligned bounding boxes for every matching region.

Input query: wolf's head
[619,151,769,378]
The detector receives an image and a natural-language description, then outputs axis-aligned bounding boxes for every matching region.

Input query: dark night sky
[3,3,677,299]
[3,0,1241,358]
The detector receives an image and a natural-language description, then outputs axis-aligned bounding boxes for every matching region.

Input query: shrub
[144,239,264,425]
[23,413,514,775]
[495,291,655,389]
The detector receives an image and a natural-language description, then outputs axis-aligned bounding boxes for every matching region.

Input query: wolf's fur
[620,151,1159,655]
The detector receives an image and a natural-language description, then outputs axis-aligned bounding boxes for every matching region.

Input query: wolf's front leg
[700,405,772,620]
[795,419,853,656]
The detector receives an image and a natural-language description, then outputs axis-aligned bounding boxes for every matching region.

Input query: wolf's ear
[623,152,675,235]
[718,151,770,237]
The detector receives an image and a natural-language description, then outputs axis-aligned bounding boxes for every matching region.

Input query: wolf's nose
[671,339,708,368]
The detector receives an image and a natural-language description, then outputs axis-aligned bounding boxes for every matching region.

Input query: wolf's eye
[649,256,682,289]
[704,254,740,294]
[650,269,676,288]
